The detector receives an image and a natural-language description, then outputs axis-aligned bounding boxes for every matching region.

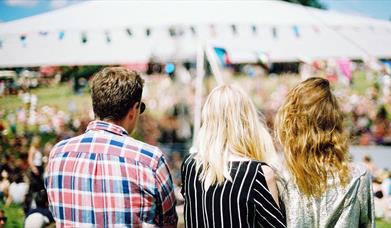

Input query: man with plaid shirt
[45,67,177,227]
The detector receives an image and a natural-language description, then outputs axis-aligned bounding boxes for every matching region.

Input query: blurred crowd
[362,155,391,221]
[1,61,391,225]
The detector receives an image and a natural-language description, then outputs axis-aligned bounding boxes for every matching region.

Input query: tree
[282,0,326,9]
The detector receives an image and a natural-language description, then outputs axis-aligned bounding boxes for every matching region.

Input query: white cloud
[5,0,39,7]
[50,0,70,9]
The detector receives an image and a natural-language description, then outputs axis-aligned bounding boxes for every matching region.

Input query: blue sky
[322,0,391,20]
[0,0,82,22]
[0,0,390,22]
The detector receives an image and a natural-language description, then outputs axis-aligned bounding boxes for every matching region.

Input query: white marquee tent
[0,0,391,67]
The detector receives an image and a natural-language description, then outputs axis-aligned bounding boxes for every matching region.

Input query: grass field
[0,71,373,113]
[0,203,24,228]
[0,83,91,113]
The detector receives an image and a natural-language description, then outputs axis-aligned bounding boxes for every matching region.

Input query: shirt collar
[86,120,129,136]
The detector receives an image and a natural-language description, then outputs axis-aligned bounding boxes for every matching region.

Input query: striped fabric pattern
[45,120,177,227]
[181,155,286,228]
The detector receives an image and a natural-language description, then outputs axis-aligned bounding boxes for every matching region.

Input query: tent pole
[193,41,205,146]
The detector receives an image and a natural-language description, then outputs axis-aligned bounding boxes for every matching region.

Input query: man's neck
[102,118,124,128]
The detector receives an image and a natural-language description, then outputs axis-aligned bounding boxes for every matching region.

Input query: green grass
[0,203,24,228]
[0,83,91,113]
[376,218,391,228]
[351,71,373,95]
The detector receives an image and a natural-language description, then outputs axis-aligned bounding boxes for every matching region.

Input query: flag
[272,27,278,39]
[293,26,300,38]
[81,32,87,44]
[39,31,49,36]
[20,34,27,47]
[58,31,65,40]
[214,47,231,67]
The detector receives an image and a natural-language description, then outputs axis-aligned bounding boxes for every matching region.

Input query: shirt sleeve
[253,165,286,228]
[154,155,178,227]
[359,170,375,228]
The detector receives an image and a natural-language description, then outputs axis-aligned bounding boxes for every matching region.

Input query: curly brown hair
[275,77,350,197]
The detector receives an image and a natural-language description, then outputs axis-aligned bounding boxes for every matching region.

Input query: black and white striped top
[181,155,286,228]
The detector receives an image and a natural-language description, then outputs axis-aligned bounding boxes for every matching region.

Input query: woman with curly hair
[275,77,374,227]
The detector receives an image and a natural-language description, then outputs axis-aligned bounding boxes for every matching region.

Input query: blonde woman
[181,85,286,228]
[275,77,374,227]
[28,136,44,192]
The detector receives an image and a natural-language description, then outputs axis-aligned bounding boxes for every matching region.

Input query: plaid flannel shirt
[45,121,177,227]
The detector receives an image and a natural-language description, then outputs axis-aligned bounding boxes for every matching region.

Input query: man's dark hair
[91,67,144,121]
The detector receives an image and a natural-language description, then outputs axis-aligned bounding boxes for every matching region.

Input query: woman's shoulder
[181,153,197,170]
[261,164,277,181]
[349,163,370,179]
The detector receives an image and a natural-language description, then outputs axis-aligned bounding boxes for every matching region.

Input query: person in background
[0,210,7,228]
[0,170,10,203]
[24,189,54,228]
[362,155,376,179]
[45,67,177,227]
[275,77,374,227]
[382,171,391,221]
[28,136,44,192]
[5,172,28,206]
[181,85,286,228]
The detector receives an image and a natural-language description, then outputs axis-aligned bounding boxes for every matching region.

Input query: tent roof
[1,0,391,67]
[1,0,389,32]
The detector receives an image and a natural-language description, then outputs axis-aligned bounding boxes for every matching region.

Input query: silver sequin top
[276,163,375,228]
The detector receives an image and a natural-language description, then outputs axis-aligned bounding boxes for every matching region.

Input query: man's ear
[126,102,139,122]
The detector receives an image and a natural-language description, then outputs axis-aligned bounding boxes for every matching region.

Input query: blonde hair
[31,136,41,149]
[275,77,350,197]
[194,84,276,187]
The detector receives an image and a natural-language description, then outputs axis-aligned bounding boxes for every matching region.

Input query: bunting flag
[58,31,65,40]
[145,28,151,37]
[1,24,334,49]
[272,27,278,39]
[231,24,237,35]
[169,27,184,37]
[214,47,231,66]
[293,25,300,38]
[20,34,27,47]
[251,25,257,35]
[39,31,49,36]
[126,28,132,36]
[81,32,87,44]
[105,31,111,43]
[190,26,197,36]
[165,63,175,75]
[169,27,176,37]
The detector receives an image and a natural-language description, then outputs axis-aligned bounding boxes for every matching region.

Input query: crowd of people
[0,64,390,226]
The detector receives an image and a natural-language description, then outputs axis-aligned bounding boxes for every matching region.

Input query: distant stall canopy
[0,0,391,67]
